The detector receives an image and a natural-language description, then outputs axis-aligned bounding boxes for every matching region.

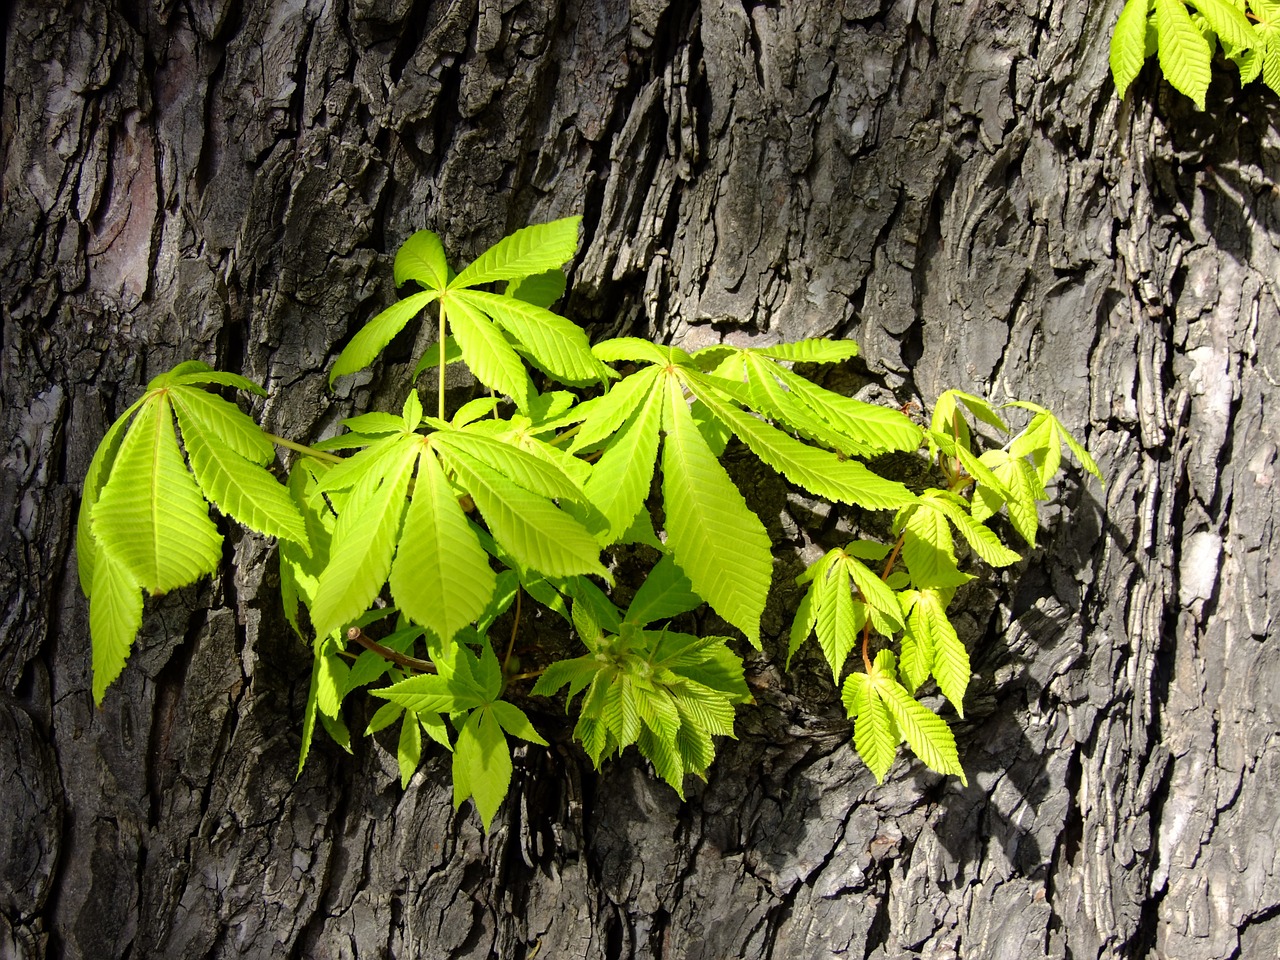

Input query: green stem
[502,588,523,675]
[438,303,448,421]
[265,433,345,464]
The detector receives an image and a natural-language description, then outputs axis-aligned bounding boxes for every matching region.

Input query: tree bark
[3,0,1278,957]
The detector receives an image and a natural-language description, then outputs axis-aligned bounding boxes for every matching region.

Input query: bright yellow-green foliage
[78,219,1102,830]
[1111,0,1280,109]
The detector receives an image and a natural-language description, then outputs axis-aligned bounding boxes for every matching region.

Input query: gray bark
[2,0,1278,957]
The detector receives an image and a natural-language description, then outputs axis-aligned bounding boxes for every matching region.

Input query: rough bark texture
[3,0,1278,957]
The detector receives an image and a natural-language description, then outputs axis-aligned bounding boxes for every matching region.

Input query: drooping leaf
[174,397,309,545]
[395,229,450,291]
[77,396,145,595]
[1112,0,1153,98]
[454,707,514,832]
[751,338,861,363]
[910,588,969,716]
[1155,0,1212,108]
[814,560,857,679]
[848,674,897,783]
[330,289,440,384]
[507,268,568,308]
[168,386,276,463]
[875,667,966,784]
[309,441,417,639]
[490,700,549,745]
[444,290,534,411]
[1194,0,1255,49]
[899,504,971,589]
[398,711,422,788]
[688,376,917,511]
[921,493,1021,567]
[442,449,607,580]
[624,554,704,627]
[436,429,585,503]
[89,546,143,705]
[583,379,664,543]
[450,217,581,290]
[389,449,496,644]
[662,376,772,647]
[91,395,222,595]
[453,289,610,385]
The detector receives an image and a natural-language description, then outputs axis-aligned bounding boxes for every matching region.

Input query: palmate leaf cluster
[1111,0,1280,109]
[77,218,1101,831]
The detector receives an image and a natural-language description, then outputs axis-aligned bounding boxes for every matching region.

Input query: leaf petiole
[265,433,345,465]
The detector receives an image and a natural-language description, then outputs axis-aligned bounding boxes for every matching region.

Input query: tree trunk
[3,0,1278,957]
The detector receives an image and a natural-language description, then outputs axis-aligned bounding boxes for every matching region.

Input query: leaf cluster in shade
[1110,0,1280,109]
[77,219,1103,831]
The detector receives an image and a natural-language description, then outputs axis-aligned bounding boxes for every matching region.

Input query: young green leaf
[77,396,145,594]
[624,554,704,627]
[845,672,897,783]
[388,449,496,644]
[907,588,969,714]
[395,229,450,291]
[398,711,422,788]
[442,449,607,580]
[582,380,664,543]
[92,395,222,595]
[454,707,513,832]
[89,547,144,705]
[1112,0,1152,98]
[309,442,417,639]
[174,397,309,545]
[662,376,772,647]
[444,291,534,411]
[330,290,440,385]
[1155,0,1212,108]
[450,217,581,290]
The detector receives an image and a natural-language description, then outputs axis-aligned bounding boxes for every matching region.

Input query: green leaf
[662,376,772,647]
[450,217,581,289]
[593,337,682,366]
[1194,0,1255,49]
[751,339,861,363]
[1112,0,1153,98]
[398,711,423,788]
[77,396,145,595]
[507,268,568,308]
[310,442,417,639]
[442,449,607,580]
[532,655,602,701]
[389,450,496,643]
[168,386,275,463]
[922,493,1021,567]
[412,336,464,380]
[899,504,971,589]
[911,588,969,716]
[583,379,664,543]
[897,591,934,693]
[787,578,820,668]
[1155,0,1212,108]
[624,554,704,627]
[848,675,897,783]
[444,290,534,411]
[875,669,966,784]
[297,654,323,776]
[491,700,549,745]
[316,649,349,718]
[688,375,917,510]
[814,560,858,679]
[91,395,222,595]
[453,289,609,385]
[365,701,403,736]
[330,289,440,385]
[395,229,450,291]
[454,707,513,831]
[374,671,482,715]
[165,364,267,396]
[89,546,144,705]
[174,398,309,545]
[774,366,923,454]
[437,430,585,503]
[569,365,663,453]
[843,553,904,634]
